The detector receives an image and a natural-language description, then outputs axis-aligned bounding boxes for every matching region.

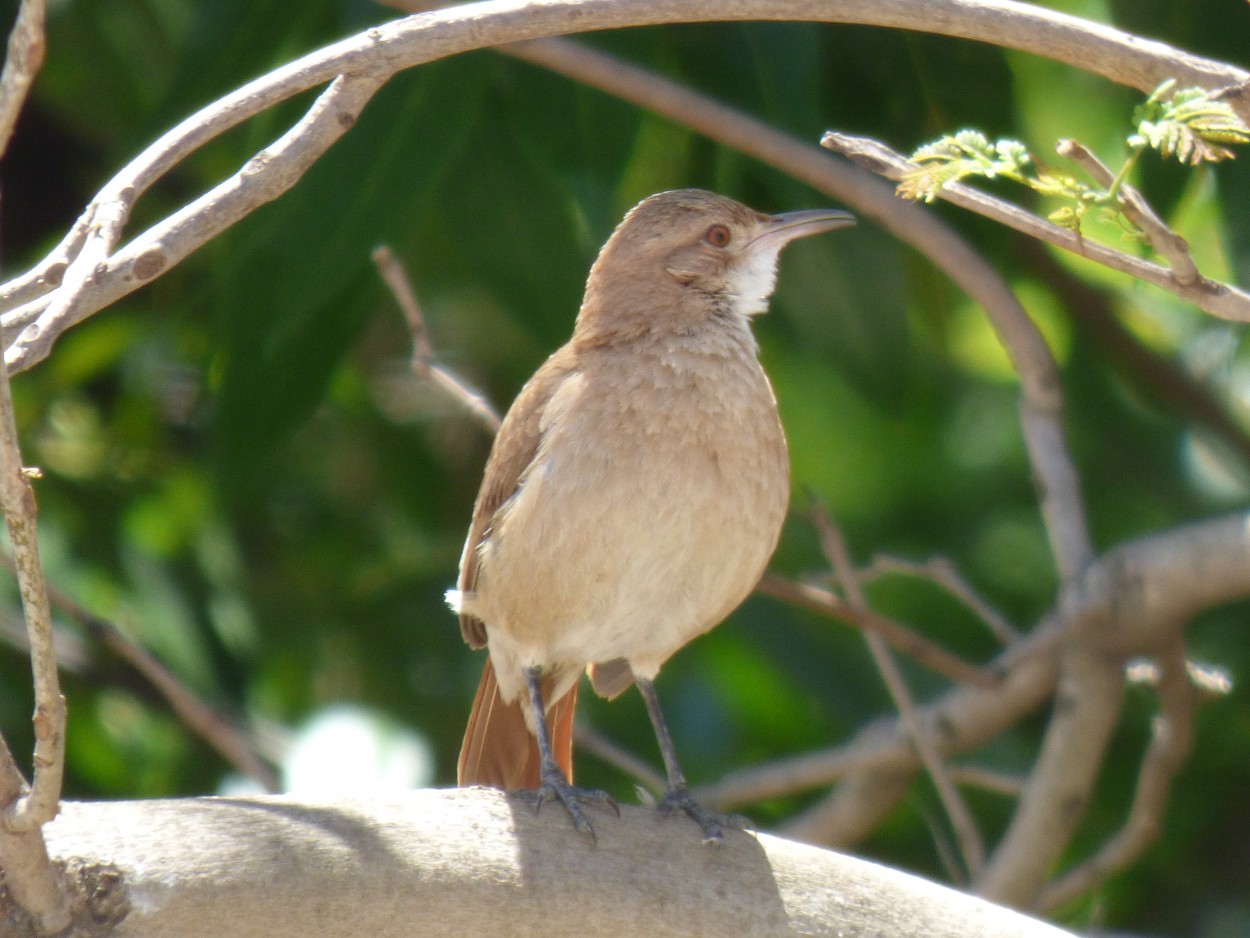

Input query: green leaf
[899,131,1032,201]
[1130,81,1250,165]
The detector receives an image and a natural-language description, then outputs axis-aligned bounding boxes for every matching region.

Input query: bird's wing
[456,345,578,648]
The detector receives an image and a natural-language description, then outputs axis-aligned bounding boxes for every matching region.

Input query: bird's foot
[521,768,619,841]
[658,785,751,845]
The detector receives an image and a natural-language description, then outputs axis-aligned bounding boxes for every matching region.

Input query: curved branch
[4,0,1247,362]
[4,70,386,371]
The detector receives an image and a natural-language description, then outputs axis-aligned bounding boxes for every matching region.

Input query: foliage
[900,79,1250,234]
[2,1,1250,935]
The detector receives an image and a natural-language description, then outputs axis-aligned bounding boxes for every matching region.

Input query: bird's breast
[471,335,790,673]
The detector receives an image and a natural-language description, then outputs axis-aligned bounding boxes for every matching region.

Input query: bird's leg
[520,665,617,840]
[636,676,749,844]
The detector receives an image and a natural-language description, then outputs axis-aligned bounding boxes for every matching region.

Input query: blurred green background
[2,0,1249,933]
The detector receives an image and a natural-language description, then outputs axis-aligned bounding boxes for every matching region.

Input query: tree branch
[31,788,1079,938]
[976,639,1126,906]
[6,0,1248,362]
[1036,643,1195,911]
[700,513,1250,816]
[811,503,986,879]
[372,246,502,434]
[4,70,387,371]
[821,132,1250,324]
[859,553,1020,645]
[756,573,999,688]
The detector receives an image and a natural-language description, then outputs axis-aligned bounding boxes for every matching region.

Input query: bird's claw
[521,771,619,841]
[658,785,751,845]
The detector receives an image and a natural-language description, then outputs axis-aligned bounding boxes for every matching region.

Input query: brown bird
[450,189,853,841]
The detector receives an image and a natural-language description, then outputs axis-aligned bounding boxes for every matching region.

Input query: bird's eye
[704,224,732,247]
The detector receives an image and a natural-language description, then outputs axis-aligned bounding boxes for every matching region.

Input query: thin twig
[859,553,1020,644]
[0,361,64,838]
[756,573,1000,688]
[33,571,280,793]
[1056,138,1200,286]
[371,246,501,434]
[821,131,1250,323]
[573,724,667,795]
[1037,643,1195,911]
[1017,237,1250,471]
[0,0,61,839]
[809,500,986,881]
[948,765,1024,798]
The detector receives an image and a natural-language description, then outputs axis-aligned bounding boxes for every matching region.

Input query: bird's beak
[750,208,856,252]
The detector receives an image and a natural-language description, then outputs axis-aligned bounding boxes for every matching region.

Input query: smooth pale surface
[39,788,1077,937]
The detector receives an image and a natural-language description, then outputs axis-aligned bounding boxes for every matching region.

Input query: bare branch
[822,132,1250,324]
[860,553,1020,644]
[573,724,667,795]
[371,246,502,434]
[0,375,64,838]
[975,637,1126,905]
[0,0,43,155]
[810,501,986,880]
[0,0,58,840]
[702,512,1250,817]
[34,788,1082,938]
[948,765,1024,798]
[35,575,280,794]
[380,0,1250,117]
[4,71,387,372]
[756,573,999,688]
[0,2,76,927]
[1055,138,1200,286]
[1037,644,1195,911]
[0,729,70,935]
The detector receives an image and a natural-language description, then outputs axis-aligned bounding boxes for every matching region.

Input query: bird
[448,188,854,841]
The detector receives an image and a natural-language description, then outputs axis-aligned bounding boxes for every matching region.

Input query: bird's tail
[457,657,578,788]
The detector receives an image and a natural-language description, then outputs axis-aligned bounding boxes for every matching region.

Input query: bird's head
[576,189,854,344]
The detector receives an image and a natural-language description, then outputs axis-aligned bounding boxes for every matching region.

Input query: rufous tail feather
[458,657,577,788]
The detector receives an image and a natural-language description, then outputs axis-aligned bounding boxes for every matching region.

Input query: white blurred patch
[444,588,465,613]
[278,704,435,795]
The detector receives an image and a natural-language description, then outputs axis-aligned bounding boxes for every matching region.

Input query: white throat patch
[727,246,783,317]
